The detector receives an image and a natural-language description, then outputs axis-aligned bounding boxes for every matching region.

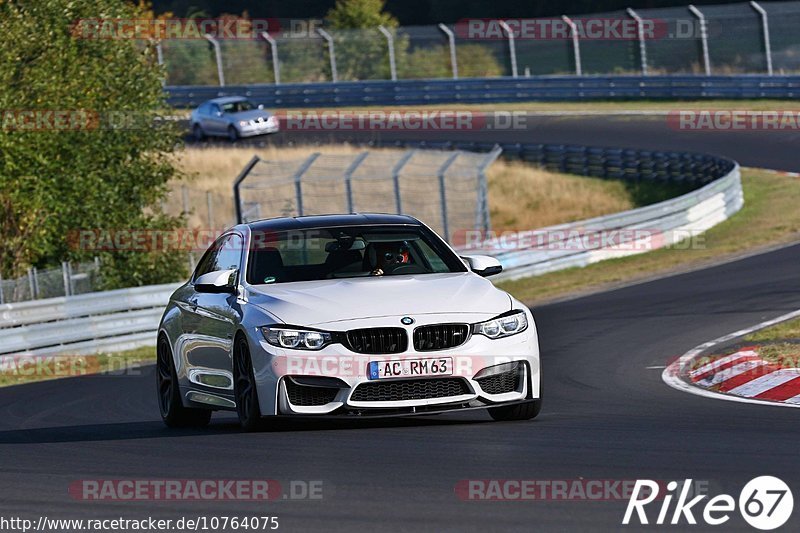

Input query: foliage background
[0,0,187,287]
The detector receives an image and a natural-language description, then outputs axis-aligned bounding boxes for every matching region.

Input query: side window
[193,240,221,280]
[192,234,242,281]
[212,234,243,272]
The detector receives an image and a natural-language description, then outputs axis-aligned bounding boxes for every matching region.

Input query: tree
[0,0,187,286]
[326,0,399,81]
[327,0,399,29]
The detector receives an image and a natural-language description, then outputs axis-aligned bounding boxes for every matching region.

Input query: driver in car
[370,242,411,276]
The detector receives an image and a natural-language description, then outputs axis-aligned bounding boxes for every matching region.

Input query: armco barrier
[166,75,800,108]
[0,283,180,356]
[0,144,740,356]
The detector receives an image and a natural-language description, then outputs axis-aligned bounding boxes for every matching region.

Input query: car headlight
[262,326,332,350]
[238,120,248,127]
[472,310,528,339]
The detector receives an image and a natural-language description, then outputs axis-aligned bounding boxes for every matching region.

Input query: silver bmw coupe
[156,214,541,430]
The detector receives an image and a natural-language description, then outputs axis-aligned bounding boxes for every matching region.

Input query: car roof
[246,213,421,233]
[205,96,249,105]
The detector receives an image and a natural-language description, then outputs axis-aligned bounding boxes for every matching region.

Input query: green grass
[746,317,800,343]
[498,168,800,305]
[0,346,156,388]
[741,317,800,366]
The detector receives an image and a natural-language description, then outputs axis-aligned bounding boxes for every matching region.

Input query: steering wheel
[387,264,426,275]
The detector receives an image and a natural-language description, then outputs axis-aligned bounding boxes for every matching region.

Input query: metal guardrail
[0,283,180,356]
[166,75,800,108]
[0,143,740,356]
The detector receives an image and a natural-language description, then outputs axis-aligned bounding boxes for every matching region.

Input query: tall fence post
[498,21,518,78]
[206,191,214,228]
[343,152,370,213]
[181,185,190,215]
[317,28,338,83]
[233,156,261,224]
[750,1,773,76]
[154,40,166,87]
[626,8,649,76]
[378,26,398,81]
[437,152,461,242]
[562,16,583,76]
[69,261,77,296]
[0,272,5,305]
[292,153,321,217]
[391,150,416,214]
[203,34,225,86]
[62,261,71,297]
[438,24,459,79]
[688,5,711,75]
[476,146,503,233]
[260,31,281,84]
[29,267,39,299]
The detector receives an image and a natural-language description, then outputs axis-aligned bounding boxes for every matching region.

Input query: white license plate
[368,357,453,380]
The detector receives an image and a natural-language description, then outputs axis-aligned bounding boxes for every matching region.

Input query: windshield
[246,225,466,284]
[221,100,255,113]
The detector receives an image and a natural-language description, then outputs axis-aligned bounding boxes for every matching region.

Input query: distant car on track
[189,96,279,141]
[156,214,541,430]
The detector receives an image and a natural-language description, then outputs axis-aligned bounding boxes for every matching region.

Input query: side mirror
[216,111,224,117]
[195,269,238,293]
[461,255,503,277]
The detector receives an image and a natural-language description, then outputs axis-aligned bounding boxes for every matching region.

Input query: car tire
[233,335,266,431]
[192,124,205,141]
[156,336,212,428]
[489,372,542,421]
[227,126,239,142]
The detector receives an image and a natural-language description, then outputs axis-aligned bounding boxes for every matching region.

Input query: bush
[0,0,188,288]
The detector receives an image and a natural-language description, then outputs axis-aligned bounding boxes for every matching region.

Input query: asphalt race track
[2,116,800,531]
[211,114,800,172]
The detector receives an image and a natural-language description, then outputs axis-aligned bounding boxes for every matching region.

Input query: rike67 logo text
[623,477,793,530]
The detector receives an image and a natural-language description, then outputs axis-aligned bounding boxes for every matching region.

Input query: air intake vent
[413,324,469,351]
[475,368,521,395]
[346,327,407,354]
[350,378,471,402]
[285,379,339,406]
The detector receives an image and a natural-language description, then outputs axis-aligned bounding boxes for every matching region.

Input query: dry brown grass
[498,169,800,304]
[171,145,372,197]
[486,159,633,230]
[172,146,635,231]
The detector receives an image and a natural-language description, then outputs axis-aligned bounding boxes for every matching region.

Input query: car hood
[229,110,272,121]
[247,272,511,327]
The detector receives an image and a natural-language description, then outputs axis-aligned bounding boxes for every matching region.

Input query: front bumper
[238,122,279,137]
[250,313,540,417]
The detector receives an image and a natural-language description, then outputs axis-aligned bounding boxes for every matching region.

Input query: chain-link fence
[232,147,502,241]
[158,1,799,86]
[161,185,238,230]
[0,259,101,304]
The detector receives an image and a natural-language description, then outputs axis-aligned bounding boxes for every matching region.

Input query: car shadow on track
[0,415,497,444]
